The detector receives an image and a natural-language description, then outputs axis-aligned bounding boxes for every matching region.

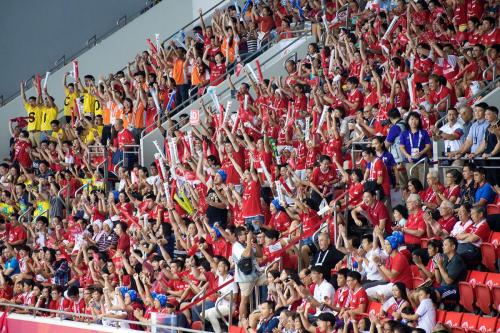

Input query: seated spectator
[341,271,368,322]
[351,190,391,235]
[412,239,443,287]
[432,237,467,303]
[367,235,413,300]
[455,205,490,261]
[300,265,335,315]
[380,282,411,321]
[423,200,457,238]
[473,167,496,206]
[402,287,436,333]
[395,194,426,252]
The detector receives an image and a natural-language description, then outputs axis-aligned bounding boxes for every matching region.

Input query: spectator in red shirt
[424,200,457,238]
[114,221,130,256]
[362,147,391,199]
[111,119,136,169]
[351,190,391,234]
[341,271,368,322]
[367,235,413,300]
[395,194,426,252]
[455,205,490,261]
[7,214,27,247]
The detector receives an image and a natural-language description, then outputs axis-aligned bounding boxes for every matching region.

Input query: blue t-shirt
[474,182,496,205]
[4,257,20,276]
[399,129,432,162]
[257,316,279,333]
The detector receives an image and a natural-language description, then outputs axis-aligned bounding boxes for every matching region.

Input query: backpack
[389,120,407,163]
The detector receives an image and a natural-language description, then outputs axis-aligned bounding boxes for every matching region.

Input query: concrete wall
[0,0,148,100]
[140,35,314,166]
[0,0,224,158]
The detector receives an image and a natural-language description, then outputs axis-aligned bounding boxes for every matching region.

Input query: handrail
[57,184,69,199]
[18,206,33,223]
[264,257,282,275]
[214,290,234,327]
[0,302,213,333]
[165,31,312,136]
[408,157,427,178]
[74,182,89,197]
[34,208,48,218]
[466,76,500,105]
[113,159,124,175]
[483,62,497,81]
[140,31,284,138]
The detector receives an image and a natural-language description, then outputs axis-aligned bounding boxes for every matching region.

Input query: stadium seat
[486,204,500,215]
[481,242,497,271]
[436,310,446,323]
[444,311,463,328]
[493,286,500,313]
[485,273,500,288]
[459,270,488,313]
[475,283,493,314]
[455,313,480,333]
[489,232,500,258]
[191,321,203,330]
[468,316,497,333]
[413,277,425,289]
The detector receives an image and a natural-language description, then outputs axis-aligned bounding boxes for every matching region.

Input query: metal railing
[483,62,497,82]
[18,206,33,224]
[0,302,213,333]
[1,0,167,106]
[214,290,234,328]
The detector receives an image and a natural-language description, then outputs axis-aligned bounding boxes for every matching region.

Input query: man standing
[111,119,135,170]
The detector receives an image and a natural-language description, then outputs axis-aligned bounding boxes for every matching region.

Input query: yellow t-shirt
[94,98,103,116]
[24,102,41,132]
[63,88,79,116]
[40,106,58,131]
[82,92,96,115]
[51,128,64,140]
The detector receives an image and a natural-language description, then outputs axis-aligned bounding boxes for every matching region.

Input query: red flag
[0,311,9,333]
[235,63,243,77]
[147,38,158,54]
[255,60,263,83]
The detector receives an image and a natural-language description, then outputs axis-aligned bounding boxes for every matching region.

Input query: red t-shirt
[367,158,391,197]
[438,215,457,234]
[13,140,32,169]
[221,149,245,185]
[8,225,27,244]
[209,62,226,86]
[346,287,368,320]
[241,180,262,218]
[405,210,426,245]
[117,233,130,255]
[115,129,135,149]
[269,211,291,233]
[310,166,337,193]
[469,220,490,247]
[346,89,363,116]
[360,201,391,233]
[348,182,364,207]
[332,286,350,309]
[386,252,413,288]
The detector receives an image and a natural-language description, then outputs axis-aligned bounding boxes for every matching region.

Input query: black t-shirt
[206,188,228,228]
[442,254,467,287]
[312,245,344,281]
[484,120,499,155]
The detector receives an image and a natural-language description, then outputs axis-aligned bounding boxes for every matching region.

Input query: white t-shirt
[361,248,387,282]
[313,279,335,314]
[217,273,238,306]
[450,220,474,243]
[439,121,464,153]
[416,298,436,333]
[231,242,257,283]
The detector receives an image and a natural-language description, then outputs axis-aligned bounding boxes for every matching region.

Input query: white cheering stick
[243,94,249,111]
[143,213,149,229]
[43,71,50,90]
[317,204,331,216]
[169,138,179,164]
[224,100,233,124]
[328,48,335,76]
[382,16,399,40]
[152,140,166,160]
[150,87,162,114]
[275,181,285,203]
[321,14,329,32]
[260,160,273,185]
[207,86,220,110]
[246,64,259,82]
[305,117,310,141]
[155,33,161,51]
[187,131,194,155]
[316,105,328,134]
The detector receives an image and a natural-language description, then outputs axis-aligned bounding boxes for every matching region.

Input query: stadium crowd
[3,0,500,332]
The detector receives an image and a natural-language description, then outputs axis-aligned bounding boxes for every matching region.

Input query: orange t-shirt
[191,65,207,86]
[172,59,186,85]
[133,101,146,129]
[221,38,235,63]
